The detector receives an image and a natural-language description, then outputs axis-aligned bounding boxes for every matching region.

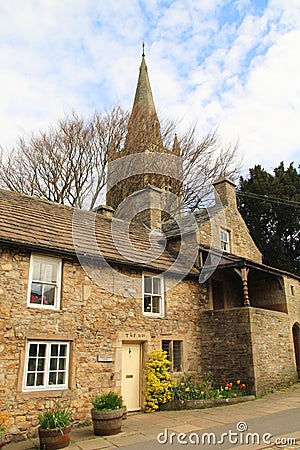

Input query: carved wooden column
[241,266,250,306]
[234,266,250,306]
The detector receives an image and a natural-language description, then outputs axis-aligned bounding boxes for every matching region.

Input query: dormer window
[220,229,230,252]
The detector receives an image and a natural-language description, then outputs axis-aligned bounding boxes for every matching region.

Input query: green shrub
[145,350,174,412]
[91,392,123,411]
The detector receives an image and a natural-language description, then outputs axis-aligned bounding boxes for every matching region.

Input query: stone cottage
[0,51,299,441]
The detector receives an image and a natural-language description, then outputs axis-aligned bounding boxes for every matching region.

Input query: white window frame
[23,341,70,392]
[220,229,230,252]
[142,273,164,317]
[27,254,62,310]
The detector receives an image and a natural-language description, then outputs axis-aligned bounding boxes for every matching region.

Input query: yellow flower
[233,393,237,398]
[185,387,190,392]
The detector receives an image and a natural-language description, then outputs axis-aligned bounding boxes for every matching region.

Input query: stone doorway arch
[292,323,300,379]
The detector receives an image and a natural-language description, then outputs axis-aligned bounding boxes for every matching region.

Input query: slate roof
[162,205,223,239]
[0,189,198,276]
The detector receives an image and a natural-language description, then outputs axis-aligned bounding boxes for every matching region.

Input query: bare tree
[0,107,129,210]
[0,107,241,212]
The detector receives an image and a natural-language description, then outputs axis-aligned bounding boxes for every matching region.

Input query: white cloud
[0,0,299,175]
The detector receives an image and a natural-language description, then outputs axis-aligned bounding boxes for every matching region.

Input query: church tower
[106,46,183,227]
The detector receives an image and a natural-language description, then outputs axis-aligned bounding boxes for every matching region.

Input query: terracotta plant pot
[38,425,71,449]
[91,408,123,436]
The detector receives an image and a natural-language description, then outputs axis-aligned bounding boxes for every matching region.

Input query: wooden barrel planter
[38,425,72,449]
[91,409,123,436]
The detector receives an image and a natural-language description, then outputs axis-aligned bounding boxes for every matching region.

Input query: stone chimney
[93,205,115,218]
[213,177,237,209]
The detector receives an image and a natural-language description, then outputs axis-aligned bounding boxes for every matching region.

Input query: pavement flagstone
[4,384,300,449]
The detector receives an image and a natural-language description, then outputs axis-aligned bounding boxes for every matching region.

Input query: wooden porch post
[241,266,250,306]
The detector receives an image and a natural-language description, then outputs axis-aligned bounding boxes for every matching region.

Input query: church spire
[124,46,163,152]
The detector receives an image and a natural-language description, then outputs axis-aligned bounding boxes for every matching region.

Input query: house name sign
[97,355,113,363]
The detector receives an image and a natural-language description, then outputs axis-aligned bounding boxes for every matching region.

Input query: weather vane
[142,41,145,57]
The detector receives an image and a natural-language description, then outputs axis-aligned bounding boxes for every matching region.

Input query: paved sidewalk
[5,384,300,449]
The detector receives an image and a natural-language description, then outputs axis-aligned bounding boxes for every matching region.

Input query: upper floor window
[220,229,230,252]
[23,341,70,391]
[143,274,164,316]
[27,254,62,309]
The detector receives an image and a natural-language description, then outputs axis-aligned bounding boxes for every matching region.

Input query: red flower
[221,377,226,383]
[51,407,55,413]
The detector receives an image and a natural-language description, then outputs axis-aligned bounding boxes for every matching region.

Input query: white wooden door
[121,343,141,411]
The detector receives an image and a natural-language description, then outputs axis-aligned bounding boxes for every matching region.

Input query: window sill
[27,304,61,312]
[143,312,164,318]
[17,389,74,399]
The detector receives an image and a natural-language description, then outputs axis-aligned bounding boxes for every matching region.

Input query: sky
[1,0,300,175]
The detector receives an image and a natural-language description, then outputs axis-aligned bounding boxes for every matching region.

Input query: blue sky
[1,0,299,173]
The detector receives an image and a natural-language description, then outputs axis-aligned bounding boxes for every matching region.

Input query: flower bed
[160,395,255,411]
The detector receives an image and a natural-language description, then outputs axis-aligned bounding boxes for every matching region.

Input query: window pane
[162,340,171,362]
[30,283,42,304]
[38,344,46,357]
[51,345,59,356]
[48,372,57,385]
[59,359,66,370]
[36,373,44,386]
[32,260,42,281]
[173,341,182,372]
[42,262,57,283]
[26,373,35,386]
[144,277,152,293]
[59,345,67,357]
[153,278,161,294]
[152,296,161,314]
[144,296,152,312]
[43,285,55,305]
[29,344,38,357]
[28,358,36,372]
[37,358,45,371]
[50,358,58,371]
[57,372,65,385]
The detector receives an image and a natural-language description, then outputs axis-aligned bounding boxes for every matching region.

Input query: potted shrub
[0,411,9,448]
[91,392,124,436]
[38,405,73,449]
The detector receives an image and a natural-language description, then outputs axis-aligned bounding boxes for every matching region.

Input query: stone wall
[199,306,298,397]
[199,308,255,393]
[199,206,262,263]
[0,246,207,439]
[250,308,297,395]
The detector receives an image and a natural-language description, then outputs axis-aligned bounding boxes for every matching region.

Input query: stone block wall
[0,245,207,439]
[199,308,255,393]
[199,306,298,397]
[199,206,262,263]
[250,308,297,395]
